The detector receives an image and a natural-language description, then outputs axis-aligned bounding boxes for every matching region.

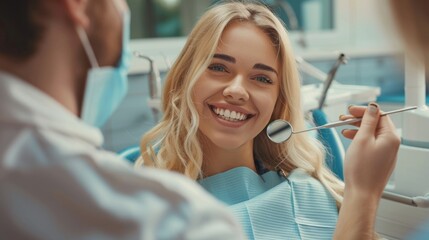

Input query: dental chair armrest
[382,191,429,208]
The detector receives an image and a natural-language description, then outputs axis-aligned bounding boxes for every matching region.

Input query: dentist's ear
[61,0,90,29]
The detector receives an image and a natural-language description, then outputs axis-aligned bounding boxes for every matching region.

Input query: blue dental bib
[198,167,338,240]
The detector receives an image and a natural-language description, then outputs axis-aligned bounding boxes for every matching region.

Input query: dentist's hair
[136,1,344,205]
[0,1,45,59]
[390,0,429,67]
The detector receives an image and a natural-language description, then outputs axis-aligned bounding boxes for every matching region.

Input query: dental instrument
[317,53,348,109]
[134,52,162,122]
[266,106,418,143]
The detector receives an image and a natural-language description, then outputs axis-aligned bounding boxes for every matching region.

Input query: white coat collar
[0,71,103,147]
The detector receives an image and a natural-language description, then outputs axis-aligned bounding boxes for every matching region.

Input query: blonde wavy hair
[135,1,344,205]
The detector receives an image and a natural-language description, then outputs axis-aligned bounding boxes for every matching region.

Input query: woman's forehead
[216,21,280,69]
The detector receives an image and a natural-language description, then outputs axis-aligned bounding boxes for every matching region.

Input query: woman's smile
[207,103,255,128]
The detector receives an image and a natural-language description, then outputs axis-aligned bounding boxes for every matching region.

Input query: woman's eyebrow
[253,63,278,76]
[212,54,278,76]
[213,54,236,63]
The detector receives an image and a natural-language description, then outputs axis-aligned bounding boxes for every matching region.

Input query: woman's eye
[208,64,228,73]
[253,75,273,84]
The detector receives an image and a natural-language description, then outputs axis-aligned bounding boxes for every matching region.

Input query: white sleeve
[0,149,246,240]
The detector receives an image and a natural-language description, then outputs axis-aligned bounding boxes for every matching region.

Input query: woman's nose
[223,76,249,102]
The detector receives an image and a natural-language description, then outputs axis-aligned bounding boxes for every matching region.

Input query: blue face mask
[77,2,131,128]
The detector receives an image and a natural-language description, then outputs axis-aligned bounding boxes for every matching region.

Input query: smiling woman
[134,2,344,239]
[135,2,322,183]
[134,1,395,240]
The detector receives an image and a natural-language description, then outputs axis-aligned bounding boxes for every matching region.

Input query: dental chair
[312,109,345,180]
[309,54,348,181]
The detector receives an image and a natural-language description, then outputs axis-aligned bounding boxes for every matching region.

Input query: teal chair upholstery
[312,109,345,180]
[118,146,141,163]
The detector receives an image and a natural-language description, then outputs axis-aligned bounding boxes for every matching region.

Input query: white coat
[0,71,244,240]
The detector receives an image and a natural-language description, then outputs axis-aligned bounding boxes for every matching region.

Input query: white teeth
[212,107,248,121]
[224,109,231,118]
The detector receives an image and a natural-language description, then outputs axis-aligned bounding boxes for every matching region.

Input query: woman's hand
[341,103,400,199]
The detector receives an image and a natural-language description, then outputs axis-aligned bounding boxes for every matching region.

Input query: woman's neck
[201,139,256,177]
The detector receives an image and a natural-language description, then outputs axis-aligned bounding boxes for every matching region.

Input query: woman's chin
[210,138,250,151]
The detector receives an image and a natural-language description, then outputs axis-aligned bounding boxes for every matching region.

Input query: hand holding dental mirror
[266,106,417,143]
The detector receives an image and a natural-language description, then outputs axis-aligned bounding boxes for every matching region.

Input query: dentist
[389,1,429,239]
[0,0,244,239]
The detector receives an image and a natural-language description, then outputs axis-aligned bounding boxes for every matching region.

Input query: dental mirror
[267,106,418,143]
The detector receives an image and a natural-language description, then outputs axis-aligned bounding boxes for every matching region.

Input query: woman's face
[193,21,281,151]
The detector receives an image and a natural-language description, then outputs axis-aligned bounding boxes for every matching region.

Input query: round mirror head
[266,119,293,143]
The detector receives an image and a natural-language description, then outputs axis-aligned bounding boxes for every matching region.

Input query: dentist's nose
[223,76,249,102]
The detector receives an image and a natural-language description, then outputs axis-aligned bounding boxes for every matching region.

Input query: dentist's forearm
[334,189,380,240]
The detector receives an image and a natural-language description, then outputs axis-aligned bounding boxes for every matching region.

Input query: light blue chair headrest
[312,109,345,180]
[118,146,141,163]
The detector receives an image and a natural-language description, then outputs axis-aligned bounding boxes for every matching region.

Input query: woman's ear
[61,0,90,29]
